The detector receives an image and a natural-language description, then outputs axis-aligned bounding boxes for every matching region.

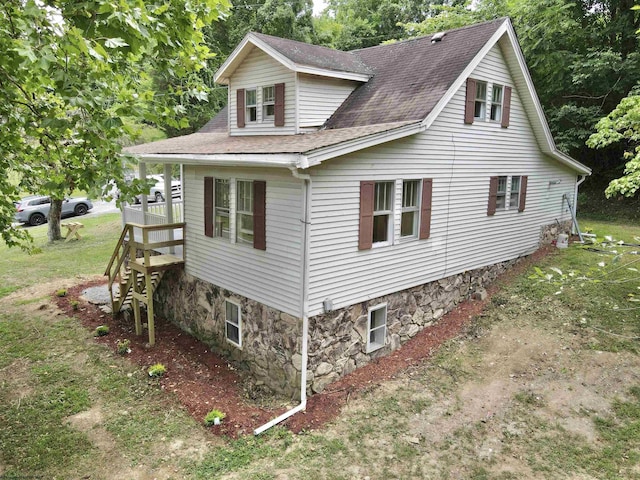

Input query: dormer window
[474,81,487,120]
[262,86,275,121]
[245,89,257,123]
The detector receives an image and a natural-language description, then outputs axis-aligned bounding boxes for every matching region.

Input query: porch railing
[121,200,184,247]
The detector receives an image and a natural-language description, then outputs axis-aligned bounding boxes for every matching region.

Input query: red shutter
[501,86,512,128]
[253,180,266,250]
[465,78,476,124]
[487,176,498,216]
[419,178,433,240]
[518,175,528,212]
[237,88,245,128]
[274,83,285,127]
[358,181,375,250]
[204,176,214,237]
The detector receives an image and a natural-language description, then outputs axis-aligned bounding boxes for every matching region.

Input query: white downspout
[254,167,311,435]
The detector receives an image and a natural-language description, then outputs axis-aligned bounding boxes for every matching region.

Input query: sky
[313,0,328,15]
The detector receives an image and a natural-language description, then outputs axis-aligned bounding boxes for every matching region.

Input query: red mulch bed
[55,246,555,438]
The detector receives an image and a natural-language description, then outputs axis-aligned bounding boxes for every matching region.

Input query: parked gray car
[14,196,93,226]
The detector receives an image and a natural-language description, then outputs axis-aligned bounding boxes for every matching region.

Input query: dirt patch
[53,248,555,438]
[0,358,34,404]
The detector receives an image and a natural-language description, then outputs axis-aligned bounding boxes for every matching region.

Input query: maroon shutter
[501,86,512,128]
[419,178,433,239]
[204,176,214,237]
[518,175,528,212]
[237,88,245,128]
[358,181,375,250]
[274,83,285,127]
[487,176,498,216]
[465,78,476,124]
[253,180,266,250]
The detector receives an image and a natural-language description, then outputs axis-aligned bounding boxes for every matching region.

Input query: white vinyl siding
[229,48,295,135]
[306,43,576,316]
[297,74,359,129]
[184,166,304,316]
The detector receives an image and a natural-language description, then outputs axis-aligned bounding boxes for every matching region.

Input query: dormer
[214,33,372,136]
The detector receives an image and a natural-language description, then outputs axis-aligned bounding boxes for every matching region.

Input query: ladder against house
[104,222,185,346]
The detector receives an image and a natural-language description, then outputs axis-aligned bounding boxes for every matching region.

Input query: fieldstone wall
[540,220,572,245]
[153,269,302,399]
[306,257,521,393]
[152,221,563,398]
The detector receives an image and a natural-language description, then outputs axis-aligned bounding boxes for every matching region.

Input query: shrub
[204,409,227,426]
[70,300,79,310]
[148,363,166,377]
[95,325,109,337]
[56,289,67,297]
[116,339,131,355]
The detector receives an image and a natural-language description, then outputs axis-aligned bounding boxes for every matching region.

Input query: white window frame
[262,85,275,122]
[401,179,420,239]
[245,88,257,123]
[236,179,254,245]
[215,178,230,239]
[474,81,487,120]
[509,175,521,210]
[373,181,394,246]
[367,303,387,353]
[225,299,242,348]
[490,84,503,122]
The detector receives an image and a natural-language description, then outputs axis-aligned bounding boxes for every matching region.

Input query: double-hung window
[474,81,487,120]
[496,176,507,210]
[488,175,528,215]
[236,180,254,245]
[490,84,503,121]
[215,179,230,239]
[509,176,521,210]
[262,86,275,121]
[373,182,394,244]
[245,89,257,122]
[401,180,420,238]
[225,300,241,347]
[367,304,387,353]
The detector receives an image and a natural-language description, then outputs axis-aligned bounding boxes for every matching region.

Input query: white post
[164,163,175,253]
[139,162,148,225]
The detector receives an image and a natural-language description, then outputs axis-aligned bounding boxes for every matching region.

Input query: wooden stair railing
[105,222,186,346]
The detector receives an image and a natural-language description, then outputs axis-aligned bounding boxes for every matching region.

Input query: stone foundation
[540,220,572,245]
[153,221,562,398]
[306,257,521,393]
[153,270,302,399]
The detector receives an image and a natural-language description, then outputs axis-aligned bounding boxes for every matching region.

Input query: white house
[125,18,590,414]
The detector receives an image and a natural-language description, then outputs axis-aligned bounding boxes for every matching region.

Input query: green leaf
[104,38,129,48]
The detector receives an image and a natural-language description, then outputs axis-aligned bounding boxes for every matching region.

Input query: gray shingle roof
[325,18,506,129]
[252,32,373,76]
[128,19,507,158]
[126,121,416,156]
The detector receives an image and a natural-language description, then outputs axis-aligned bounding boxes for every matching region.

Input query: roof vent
[431,32,446,43]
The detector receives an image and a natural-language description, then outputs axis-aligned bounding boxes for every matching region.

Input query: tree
[0,0,229,247]
[587,85,640,197]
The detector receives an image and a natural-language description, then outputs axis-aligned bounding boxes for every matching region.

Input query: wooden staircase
[105,222,185,346]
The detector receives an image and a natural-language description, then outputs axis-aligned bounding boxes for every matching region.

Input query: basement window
[367,304,387,353]
[225,300,242,347]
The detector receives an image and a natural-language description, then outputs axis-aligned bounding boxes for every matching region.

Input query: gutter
[254,167,311,435]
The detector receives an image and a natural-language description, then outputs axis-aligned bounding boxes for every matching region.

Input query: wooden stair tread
[132,254,184,269]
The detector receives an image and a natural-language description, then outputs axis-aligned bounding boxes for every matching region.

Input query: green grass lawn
[0,213,122,297]
[0,215,639,479]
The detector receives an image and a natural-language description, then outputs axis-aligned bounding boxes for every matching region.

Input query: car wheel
[155,192,164,202]
[74,204,88,216]
[29,213,46,226]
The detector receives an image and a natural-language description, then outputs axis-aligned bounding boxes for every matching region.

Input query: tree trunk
[47,198,63,242]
